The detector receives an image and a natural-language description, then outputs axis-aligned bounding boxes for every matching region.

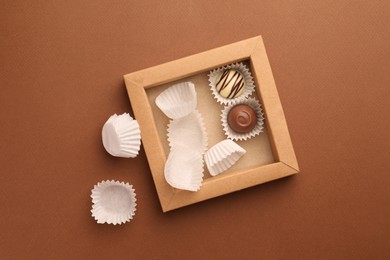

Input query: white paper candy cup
[164,146,204,192]
[91,180,137,225]
[155,82,197,119]
[208,63,255,105]
[221,98,264,141]
[204,139,246,177]
[167,110,208,154]
[102,113,141,158]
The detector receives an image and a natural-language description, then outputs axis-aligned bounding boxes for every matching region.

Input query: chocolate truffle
[216,69,245,99]
[227,104,257,133]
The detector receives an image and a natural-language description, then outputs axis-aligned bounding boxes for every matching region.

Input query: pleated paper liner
[91,180,137,225]
[208,62,255,105]
[221,98,264,141]
[155,82,197,119]
[167,110,208,154]
[164,146,204,192]
[204,139,246,177]
[102,113,141,158]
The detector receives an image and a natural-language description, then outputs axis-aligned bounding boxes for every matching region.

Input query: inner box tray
[124,36,299,212]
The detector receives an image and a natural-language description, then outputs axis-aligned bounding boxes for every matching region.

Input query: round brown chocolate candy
[227,104,257,133]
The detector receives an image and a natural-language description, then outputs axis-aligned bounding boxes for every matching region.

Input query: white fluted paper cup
[155,82,197,119]
[91,180,137,225]
[167,110,208,154]
[102,113,141,158]
[221,98,264,141]
[204,139,246,177]
[208,63,255,105]
[164,146,204,192]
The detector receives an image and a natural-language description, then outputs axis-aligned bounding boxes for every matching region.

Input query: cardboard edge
[280,161,300,173]
[165,162,296,211]
[249,37,299,171]
[124,35,299,212]
[123,75,176,211]
[123,36,261,88]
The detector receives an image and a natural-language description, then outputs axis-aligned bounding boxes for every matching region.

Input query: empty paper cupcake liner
[164,146,204,192]
[167,110,208,154]
[91,180,137,225]
[221,98,264,141]
[102,113,141,158]
[204,139,246,176]
[208,63,255,105]
[155,82,197,119]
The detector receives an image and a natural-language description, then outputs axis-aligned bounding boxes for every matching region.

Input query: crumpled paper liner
[167,110,208,154]
[155,83,206,191]
[91,180,137,225]
[204,139,246,176]
[208,62,255,105]
[102,113,141,158]
[164,146,204,192]
[155,82,197,119]
[221,98,264,141]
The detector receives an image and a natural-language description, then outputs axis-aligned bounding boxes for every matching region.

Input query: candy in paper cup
[221,98,264,141]
[167,110,208,154]
[102,113,141,158]
[91,180,137,225]
[164,146,204,192]
[155,82,197,119]
[208,63,255,105]
[204,139,246,177]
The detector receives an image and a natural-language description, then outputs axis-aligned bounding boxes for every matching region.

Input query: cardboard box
[124,36,299,212]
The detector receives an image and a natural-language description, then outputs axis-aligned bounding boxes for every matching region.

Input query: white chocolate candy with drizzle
[216,69,245,99]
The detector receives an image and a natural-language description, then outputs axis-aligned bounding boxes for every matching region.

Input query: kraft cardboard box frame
[124,36,299,212]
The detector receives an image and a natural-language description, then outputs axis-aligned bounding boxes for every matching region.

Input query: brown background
[1,0,389,259]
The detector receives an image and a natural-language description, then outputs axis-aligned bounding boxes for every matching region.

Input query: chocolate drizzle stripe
[216,70,231,93]
[227,75,244,98]
[216,70,245,98]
